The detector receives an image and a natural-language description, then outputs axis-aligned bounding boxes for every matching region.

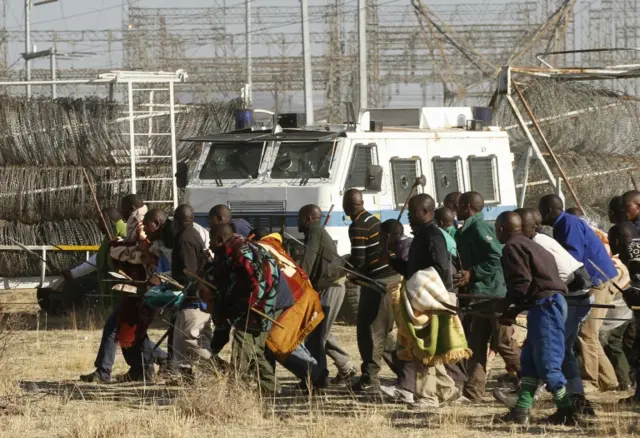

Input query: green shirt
[439,227,458,258]
[445,225,457,239]
[454,213,506,297]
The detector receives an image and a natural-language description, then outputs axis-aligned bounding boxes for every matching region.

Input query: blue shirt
[553,211,616,285]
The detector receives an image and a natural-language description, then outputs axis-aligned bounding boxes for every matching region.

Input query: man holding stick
[539,194,619,392]
[493,208,596,415]
[170,204,212,377]
[495,211,578,426]
[203,224,280,394]
[298,204,357,384]
[71,208,128,383]
[342,189,401,392]
[455,191,521,401]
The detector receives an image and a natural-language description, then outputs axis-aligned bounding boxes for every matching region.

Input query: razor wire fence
[494,77,640,221]
[0,95,242,277]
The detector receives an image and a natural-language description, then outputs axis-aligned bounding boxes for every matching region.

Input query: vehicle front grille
[228,200,286,214]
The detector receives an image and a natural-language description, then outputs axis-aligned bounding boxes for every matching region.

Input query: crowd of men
[63,188,640,427]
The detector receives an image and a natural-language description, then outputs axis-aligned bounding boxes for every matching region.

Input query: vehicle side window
[468,155,500,204]
[344,143,377,189]
[391,158,421,209]
[432,157,462,204]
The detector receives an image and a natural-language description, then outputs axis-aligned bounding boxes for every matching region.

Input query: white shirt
[532,233,583,282]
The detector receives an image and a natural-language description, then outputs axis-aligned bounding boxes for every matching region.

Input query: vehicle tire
[36,287,66,316]
[338,282,360,325]
[36,273,101,315]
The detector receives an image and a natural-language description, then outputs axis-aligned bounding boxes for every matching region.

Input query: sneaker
[441,388,471,406]
[618,383,632,392]
[412,397,440,409]
[492,388,518,409]
[542,407,581,426]
[331,368,357,385]
[348,377,373,392]
[115,371,153,383]
[380,385,415,404]
[498,407,530,426]
[296,370,330,393]
[79,370,111,384]
[570,393,596,417]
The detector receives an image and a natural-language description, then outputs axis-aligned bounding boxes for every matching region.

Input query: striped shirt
[348,210,394,278]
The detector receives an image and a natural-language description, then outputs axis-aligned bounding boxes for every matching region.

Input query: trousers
[521,294,567,392]
[600,322,632,388]
[305,284,352,375]
[232,328,279,393]
[563,294,591,395]
[171,308,213,369]
[357,274,401,383]
[93,305,167,379]
[578,281,619,391]
[464,316,521,400]
[393,350,457,403]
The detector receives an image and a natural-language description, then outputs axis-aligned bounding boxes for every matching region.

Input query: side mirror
[176,162,189,189]
[365,165,383,192]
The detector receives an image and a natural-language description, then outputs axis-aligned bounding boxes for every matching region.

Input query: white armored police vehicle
[183,107,517,256]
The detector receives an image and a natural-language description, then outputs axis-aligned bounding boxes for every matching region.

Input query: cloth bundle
[258,233,324,359]
[391,267,472,366]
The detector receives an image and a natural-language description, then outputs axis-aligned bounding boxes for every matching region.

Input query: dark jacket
[390,220,452,290]
[301,222,344,290]
[455,213,507,297]
[172,223,205,287]
[502,233,568,306]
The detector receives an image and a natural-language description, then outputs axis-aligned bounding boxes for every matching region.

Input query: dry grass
[0,308,638,438]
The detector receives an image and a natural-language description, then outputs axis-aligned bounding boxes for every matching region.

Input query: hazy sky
[0,0,567,110]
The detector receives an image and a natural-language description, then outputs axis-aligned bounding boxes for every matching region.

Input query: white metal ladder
[109,70,187,210]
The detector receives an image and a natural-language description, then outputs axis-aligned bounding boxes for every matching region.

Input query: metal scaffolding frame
[496,49,640,211]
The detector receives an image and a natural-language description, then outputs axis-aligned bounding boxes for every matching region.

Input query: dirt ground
[0,291,639,438]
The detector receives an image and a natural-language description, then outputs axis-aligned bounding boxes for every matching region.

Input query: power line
[4,3,123,30]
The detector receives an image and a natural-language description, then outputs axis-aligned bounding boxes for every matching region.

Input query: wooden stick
[82,167,113,241]
[397,186,417,222]
[155,273,184,290]
[322,204,335,227]
[118,270,133,281]
[632,306,640,311]
[182,269,285,329]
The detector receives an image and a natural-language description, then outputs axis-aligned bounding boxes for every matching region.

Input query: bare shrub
[175,373,264,426]
[0,313,25,367]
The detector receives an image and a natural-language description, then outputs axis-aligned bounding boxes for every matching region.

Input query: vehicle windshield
[199,143,264,180]
[270,141,335,179]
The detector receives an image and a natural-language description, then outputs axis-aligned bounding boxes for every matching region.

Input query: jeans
[563,294,591,395]
[266,343,325,383]
[93,306,168,379]
[521,294,567,392]
[94,306,118,379]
